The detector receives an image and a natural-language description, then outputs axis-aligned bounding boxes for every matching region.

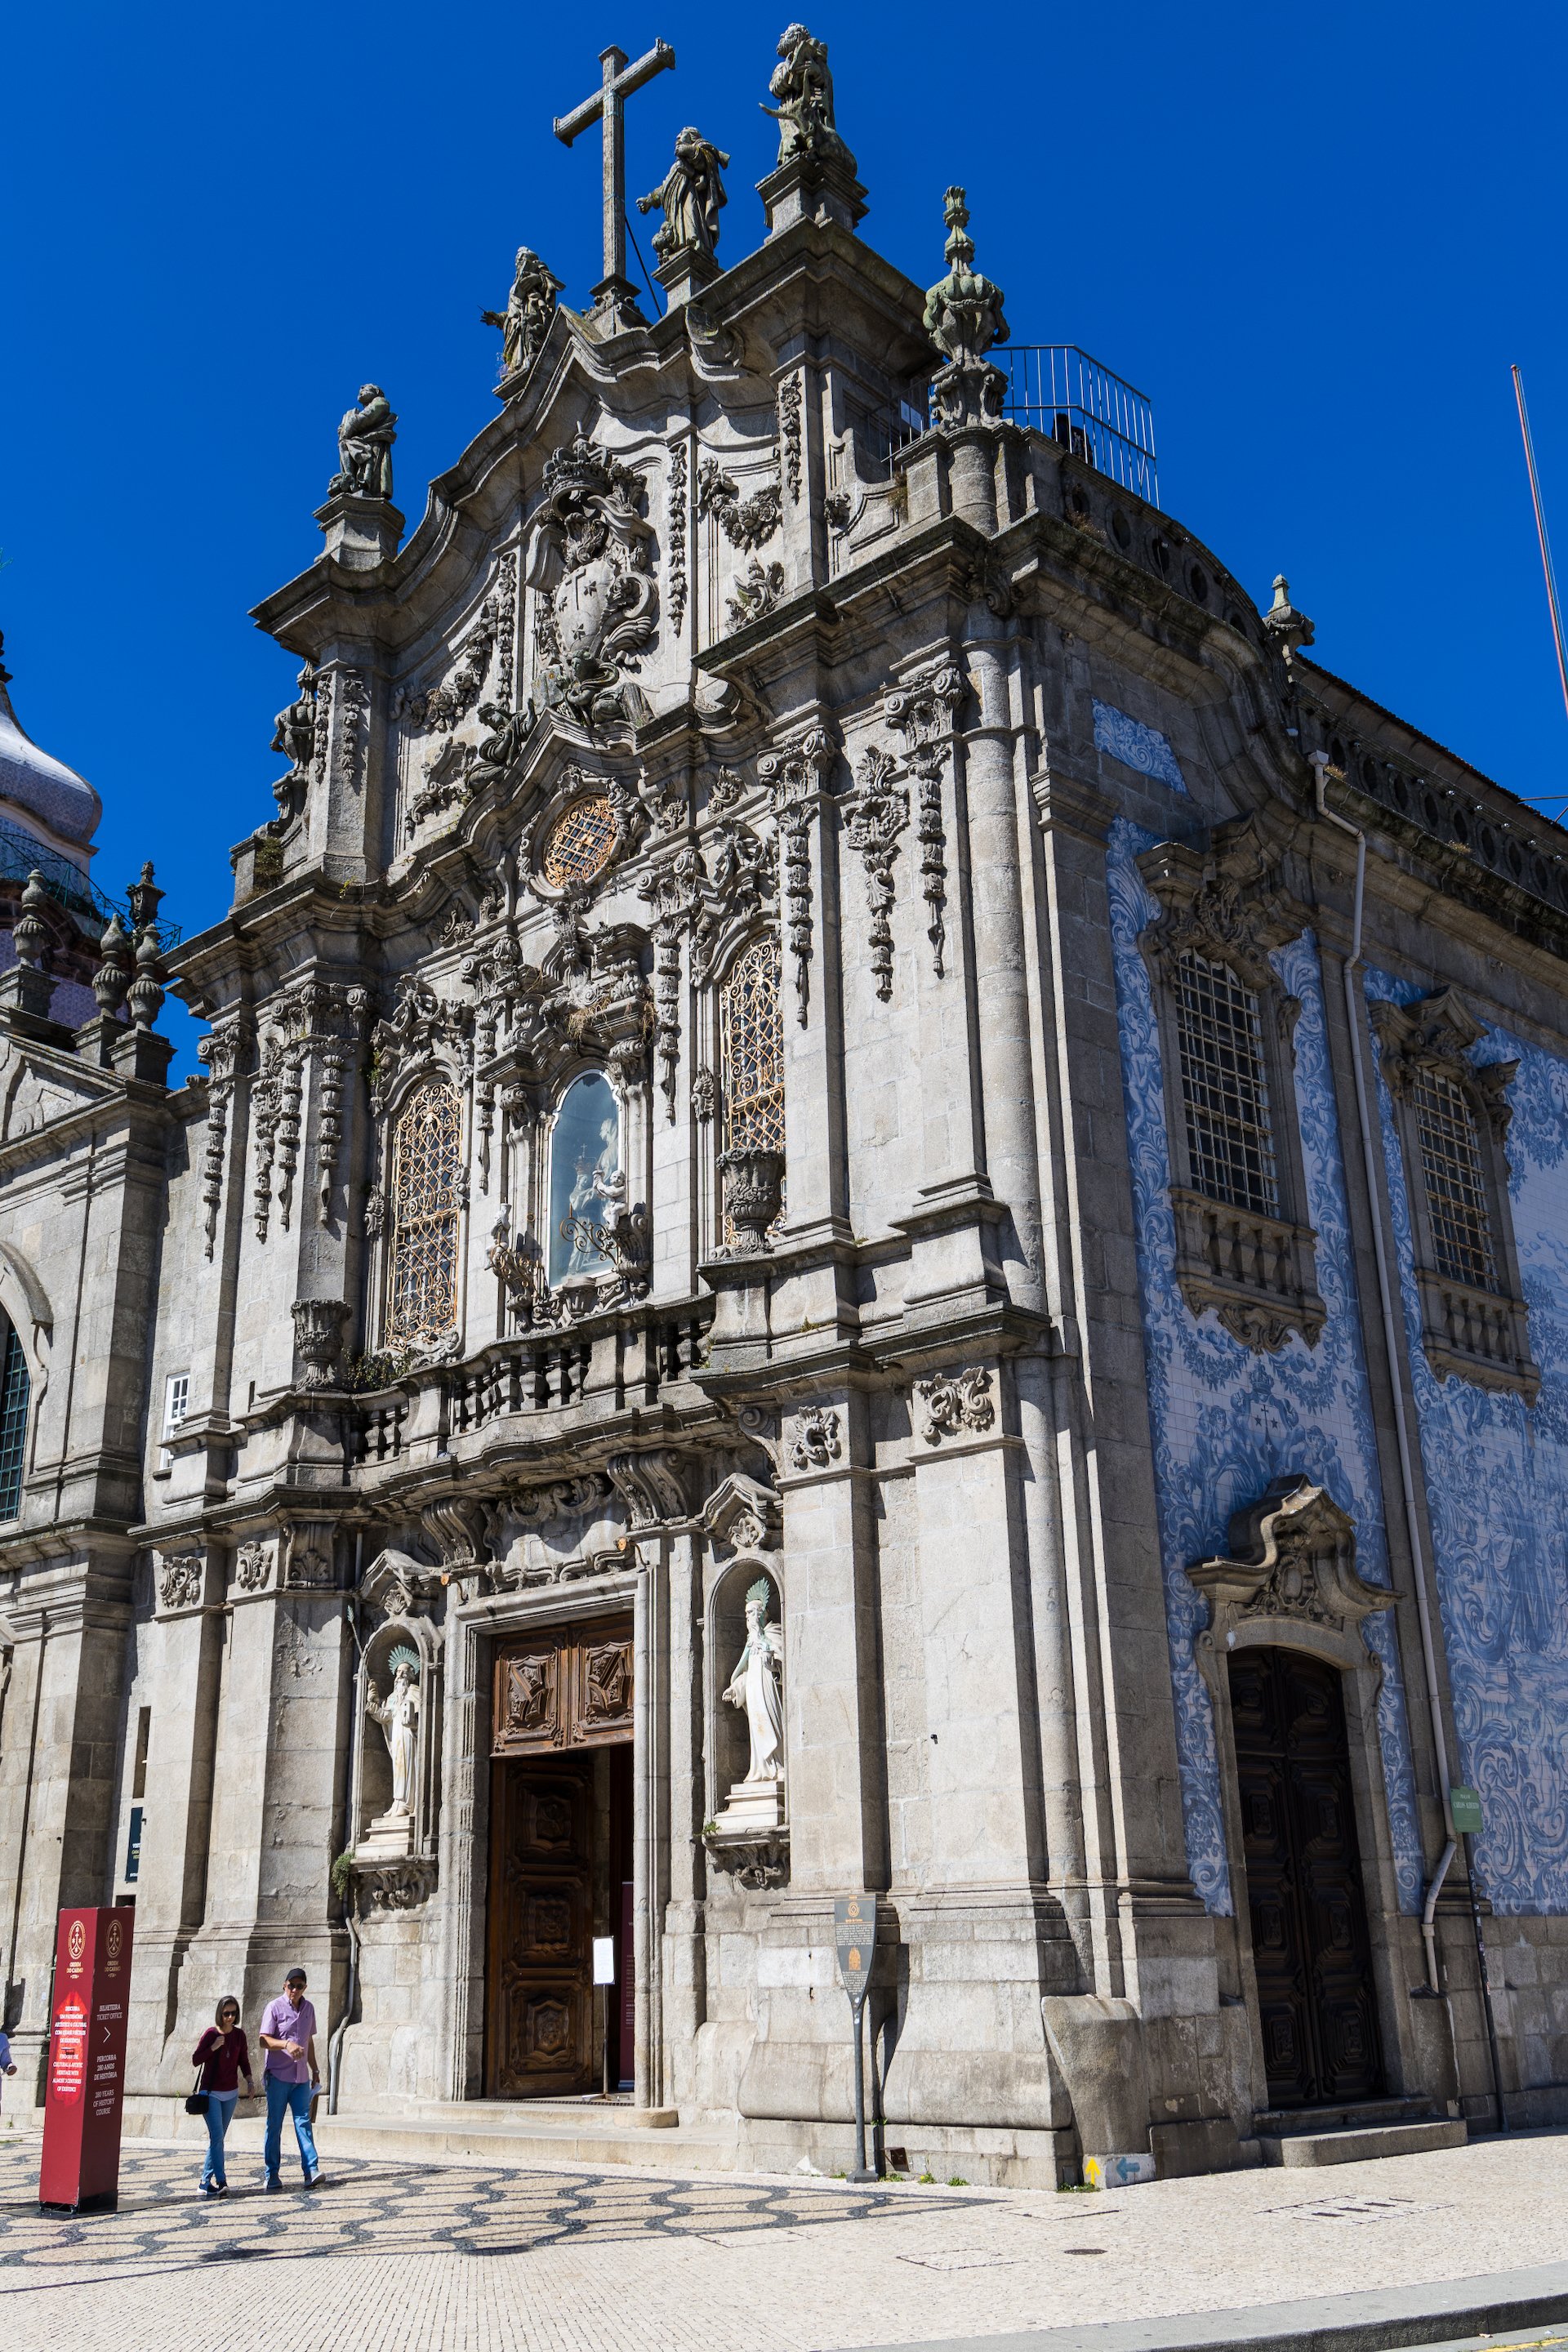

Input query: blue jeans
[263,2074,319,2181]
[201,2089,238,2187]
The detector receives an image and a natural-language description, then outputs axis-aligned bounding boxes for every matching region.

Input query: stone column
[632,1549,670,2109]
[764,730,852,1250]
[661,1529,706,2106]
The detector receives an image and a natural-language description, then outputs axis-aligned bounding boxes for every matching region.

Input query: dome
[0,634,102,862]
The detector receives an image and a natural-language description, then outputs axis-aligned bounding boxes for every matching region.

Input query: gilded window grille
[720,938,785,1153]
[541,795,617,889]
[1174,948,1278,1217]
[385,1078,464,1351]
[1411,1066,1498,1290]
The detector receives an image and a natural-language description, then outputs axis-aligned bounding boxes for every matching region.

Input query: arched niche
[706,1557,786,1829]
[546,1067,624,1287]
[350,1605,443,1877]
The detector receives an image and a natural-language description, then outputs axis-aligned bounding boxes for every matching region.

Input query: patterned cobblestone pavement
[5,2132,1568,2352]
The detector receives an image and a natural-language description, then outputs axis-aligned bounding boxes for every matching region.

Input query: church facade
[3,25,1568,2186]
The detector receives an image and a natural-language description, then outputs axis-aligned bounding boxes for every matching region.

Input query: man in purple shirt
[259,1966,323,2189]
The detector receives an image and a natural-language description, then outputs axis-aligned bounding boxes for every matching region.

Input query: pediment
[0,1043,118,1144]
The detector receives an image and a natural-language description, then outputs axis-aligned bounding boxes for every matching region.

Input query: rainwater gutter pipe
[1309,750,1455,1994]
[329,1535,365,2117]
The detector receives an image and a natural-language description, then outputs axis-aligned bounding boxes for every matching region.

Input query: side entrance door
[486,1619,634,2100]
[1229,1646,1383,2108]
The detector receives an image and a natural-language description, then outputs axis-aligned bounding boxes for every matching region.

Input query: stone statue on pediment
[482,247,564,381]
[639,128,729,260]
[329,385,398,501]
[764,24,851,167]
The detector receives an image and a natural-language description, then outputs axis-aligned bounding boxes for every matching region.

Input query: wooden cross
[555,41,676,306]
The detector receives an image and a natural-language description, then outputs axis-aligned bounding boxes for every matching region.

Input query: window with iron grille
[1174,949,1278,1216]
[0,1316,29,1521]
[719,938,785,1154]
[1411,1067,1497,1291]
[385,1078,463,1351]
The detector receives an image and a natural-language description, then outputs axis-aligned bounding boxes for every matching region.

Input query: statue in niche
[365,1648,420,1818]
[724,1577,784,1788]
[482,247,564,381]
[562,1113,626,1277]
[763,24,850,167]
[638,128,729,260]
[329,385,398,501]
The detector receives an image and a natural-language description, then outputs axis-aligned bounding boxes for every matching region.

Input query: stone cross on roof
[555,40,676,323]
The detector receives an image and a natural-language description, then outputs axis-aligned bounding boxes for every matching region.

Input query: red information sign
[38,1906,135,2214]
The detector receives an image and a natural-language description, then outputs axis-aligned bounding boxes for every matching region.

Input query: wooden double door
[486,1620,634,2100]
[1230,1647,1383,2109]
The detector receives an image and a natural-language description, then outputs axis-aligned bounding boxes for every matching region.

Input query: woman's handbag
[185,2088,209,2116]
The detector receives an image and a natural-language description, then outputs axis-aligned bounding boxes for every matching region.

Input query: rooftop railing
[0,817,182,947]
[880,345,1160,507]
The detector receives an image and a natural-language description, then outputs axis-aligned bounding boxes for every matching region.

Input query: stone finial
[327,385,398,502]
[1263,573,1315,660]
[0,630,11,689]
[127,860,165,938]
[13,871,51,973]
[92,911,132,1017]
[127,925,165,1031]
[924,186,1009,366]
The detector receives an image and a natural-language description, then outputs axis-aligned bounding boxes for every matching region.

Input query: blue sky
[4,1,1566,1073]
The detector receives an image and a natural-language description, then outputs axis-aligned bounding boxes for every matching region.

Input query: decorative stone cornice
[1188,1472,1394,1677]
[1138,813,1307,996]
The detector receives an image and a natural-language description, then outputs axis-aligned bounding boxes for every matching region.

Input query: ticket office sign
[39,1906,135,2214]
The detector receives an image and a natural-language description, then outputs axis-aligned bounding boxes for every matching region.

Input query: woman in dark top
[191,1996,256,2196]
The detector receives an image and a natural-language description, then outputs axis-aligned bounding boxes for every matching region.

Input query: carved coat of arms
[527,432,658,733]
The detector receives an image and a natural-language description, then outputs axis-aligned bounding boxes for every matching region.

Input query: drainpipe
[328,1539,364,2116]
[1309,751,1455,1993]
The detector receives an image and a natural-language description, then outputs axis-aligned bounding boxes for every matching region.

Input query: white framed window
[163,1373,190,1437]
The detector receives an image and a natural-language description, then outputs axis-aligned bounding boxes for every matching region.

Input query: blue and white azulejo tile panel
[1093,700,1190,796]
[1365,968,1568,1914]
[1107,820,1423,1916]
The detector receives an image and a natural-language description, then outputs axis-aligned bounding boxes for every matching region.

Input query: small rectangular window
[1174,949,1278,1217]
[1411,1067,1498,1291]
[163,1373,189,1437]
[131,1705,151,1801]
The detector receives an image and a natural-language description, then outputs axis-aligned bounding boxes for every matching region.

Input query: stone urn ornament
[718,1146,784,1255]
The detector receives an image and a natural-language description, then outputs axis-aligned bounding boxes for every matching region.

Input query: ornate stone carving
[1263,573,1315,665]
[527,432,657,735]
[234,1541,273,1593]
[709,765,744,815]
[727,558,786,632]
[483,246,563,383]
[638,128,729,259]
[717,1146,785,1256]
[291,1298,350,1392]
[421,1494,488,1570]
[915,1364,996,1445]
[196,1016,252,1260]
[703,1472,782,1552]
[158,1554,203,1612]
[368,977,474,1110]
[886,662,964,978]
[1187,1475,1395,1677]
[923,187,1009,365]
[704,1825,790,1890]
[91,912,133,1020]
[270,666,318,801]
[764,24,852,167]
[1138,816,1307,998]
[844,745,908,1001]
[328,385,397,501]
[692,1063,716,1122]
[666,441,689,635]
[606,1448,690,1526]
[397,567,510,734]
[778,376,803,504]
[697,457,782,552]
[761,728,837,1023]
[358,1860,438,1912]
[788,1405,840,1472]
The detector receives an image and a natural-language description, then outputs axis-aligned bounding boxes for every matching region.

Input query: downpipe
[328,1539,365,2117]
[1310,752,1454,1995]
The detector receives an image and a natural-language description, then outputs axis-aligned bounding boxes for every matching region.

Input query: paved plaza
[4,2130,1568,2352]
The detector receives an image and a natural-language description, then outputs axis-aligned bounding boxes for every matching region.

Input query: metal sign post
[833,1895,877,2184]
[1450,1786,1508,2133]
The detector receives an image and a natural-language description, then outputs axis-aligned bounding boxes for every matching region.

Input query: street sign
[833,1895,878,2182]
[38,1906,135,2215]
[1450,1785,1484,1834]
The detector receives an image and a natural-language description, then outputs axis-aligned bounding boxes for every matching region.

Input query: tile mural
[1107,820,1423,1916]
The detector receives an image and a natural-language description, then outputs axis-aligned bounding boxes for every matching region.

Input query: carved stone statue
[924,187,1009,366]
[482,247,564,381]
[764,24,851,167]
[329,385,398,501]
[270,666,317,777]
[724,1577,784,1793]
[365,1651,420,1819]
[638,128,730,260]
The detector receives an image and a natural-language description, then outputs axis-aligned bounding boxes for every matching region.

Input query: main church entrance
[1229,1646,1383,2109]
[487,1619,635,2099]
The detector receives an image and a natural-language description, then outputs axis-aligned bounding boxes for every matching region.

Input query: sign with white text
[38,1907,135,2214]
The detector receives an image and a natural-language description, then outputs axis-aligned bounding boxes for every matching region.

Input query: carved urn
[718,1147,785,1256]
[291,1298,350,1392]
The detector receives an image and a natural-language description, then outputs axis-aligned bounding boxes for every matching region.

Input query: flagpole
[1512,363,1568,727]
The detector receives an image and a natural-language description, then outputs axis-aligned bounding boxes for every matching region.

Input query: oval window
[541,795,617,889]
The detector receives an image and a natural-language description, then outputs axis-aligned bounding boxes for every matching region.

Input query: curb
[832,2265,1568,2352]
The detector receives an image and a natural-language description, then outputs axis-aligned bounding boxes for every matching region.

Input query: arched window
[0,1315,29,1520]
[385,1078,463,1352]
[550,1071,622,1285]
[719,938,784,1156]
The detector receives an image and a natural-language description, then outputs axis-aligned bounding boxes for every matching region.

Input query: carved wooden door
[487,1757,595,2098]
[1230,1647,1383,2108]
[493,1621,635,1755]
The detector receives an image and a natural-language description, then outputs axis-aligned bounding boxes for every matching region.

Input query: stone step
[1254,2095,1442,2135]
[1257,2116,1468,2168]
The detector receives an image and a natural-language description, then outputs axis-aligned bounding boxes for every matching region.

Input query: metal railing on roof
[0,818,182,947]
[880,345,1159,507]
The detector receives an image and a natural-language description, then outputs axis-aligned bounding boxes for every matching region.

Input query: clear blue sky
[4,1,1566,1073]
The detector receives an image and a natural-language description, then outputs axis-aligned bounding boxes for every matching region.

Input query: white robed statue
[366,1650,421,1820]
[724,1579,784,1789]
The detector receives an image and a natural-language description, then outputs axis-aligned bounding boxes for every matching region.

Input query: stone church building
[3,26,1568,2185]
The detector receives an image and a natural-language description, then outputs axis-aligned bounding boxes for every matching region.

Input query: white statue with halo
[361,1646,421,1857]
[717,1578,785,1830]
